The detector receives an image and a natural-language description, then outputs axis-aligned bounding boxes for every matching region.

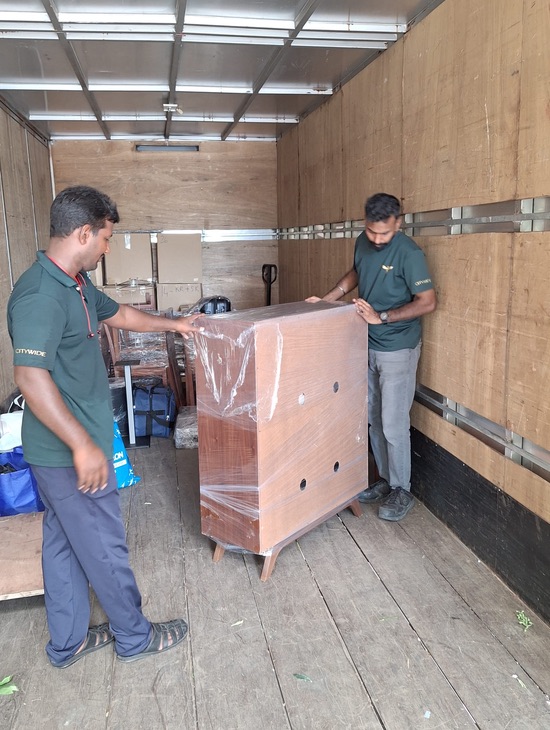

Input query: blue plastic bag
[113,422,141,489]
[0,446,45,516]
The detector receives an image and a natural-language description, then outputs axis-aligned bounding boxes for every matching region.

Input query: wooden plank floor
[1,437,549,730]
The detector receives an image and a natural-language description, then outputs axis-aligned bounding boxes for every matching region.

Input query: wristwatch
[379,311,389,324]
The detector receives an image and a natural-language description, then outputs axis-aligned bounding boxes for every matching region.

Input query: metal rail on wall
[278,197,550,239]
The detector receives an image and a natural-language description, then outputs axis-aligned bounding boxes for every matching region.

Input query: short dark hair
[364,193,401,222]
[50,185,120,238]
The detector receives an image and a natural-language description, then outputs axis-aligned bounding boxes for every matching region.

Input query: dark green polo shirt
[7,251,119,467]
[354,230,434,352]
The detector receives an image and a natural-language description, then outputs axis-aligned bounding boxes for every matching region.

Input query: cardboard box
[101,283,156,308]
[157,233,202,284]
[156,282,203,311]
[104,233,153,284]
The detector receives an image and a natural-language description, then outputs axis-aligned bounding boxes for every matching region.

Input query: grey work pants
[368,342,422,491]
[31,462,151,664]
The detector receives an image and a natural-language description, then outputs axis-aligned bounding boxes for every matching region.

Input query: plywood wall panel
[402,0,522,212]
[27,133,53,251]
[342,40,403,219]
[307,237,356,301]
[0,114,37,283]
[296,94,344,227]
[51,140,277,230]
[411,403,506,489]
[278,236,356,305]
[412,403,550,524]
[416,234,510,426]
[517,0,550,197]
[0,167,14,404]
[277,126,299,229]
[278,239,310,304]
[506,233,550,447]
[0,107,51,403]
[503,458,550,525]
[201,239,279,311]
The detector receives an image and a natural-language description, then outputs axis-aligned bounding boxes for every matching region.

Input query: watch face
[380,311,389,322]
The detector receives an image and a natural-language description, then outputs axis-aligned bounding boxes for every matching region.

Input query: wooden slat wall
[202,239,279,311]
[0,169,12,404]
[276,0,550,522]
[517,0,550,198]
[416,234,511,425]
[342,40,403,217]
[27,133,53,251]
[278,239,311,304]
[410,405,550,524]
[278,237,355,305]
[296,95,344,227]
[507,233,550,448]
[0,114,40,284]
[277,127,300,230]
[51,140,277,231]
[402,0,522,212]
[0,104,52,404]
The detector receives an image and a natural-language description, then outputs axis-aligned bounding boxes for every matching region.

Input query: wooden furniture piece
[194,301,368,580]
[0,512,44,600]
[103,322,187,411]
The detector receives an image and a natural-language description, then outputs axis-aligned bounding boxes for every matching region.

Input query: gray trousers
[368,342,422,491]
[31,462,151,664]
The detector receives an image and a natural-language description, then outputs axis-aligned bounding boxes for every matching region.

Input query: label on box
[156,283,203,311]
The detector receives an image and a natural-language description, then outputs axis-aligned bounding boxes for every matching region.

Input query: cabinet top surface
[197,300,351,325]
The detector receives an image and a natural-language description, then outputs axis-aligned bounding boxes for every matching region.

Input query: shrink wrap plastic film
[194,301,369,555]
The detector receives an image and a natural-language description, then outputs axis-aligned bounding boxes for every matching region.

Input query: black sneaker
[357,478,391,503]
[378,487,414,521]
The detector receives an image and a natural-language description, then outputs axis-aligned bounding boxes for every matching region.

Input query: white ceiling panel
[0,0,444,141]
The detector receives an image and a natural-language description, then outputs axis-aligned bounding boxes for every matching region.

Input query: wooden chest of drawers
[194,301,368,576]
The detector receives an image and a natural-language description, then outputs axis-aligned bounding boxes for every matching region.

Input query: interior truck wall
[0,134,278,404]
[51,140,277,231]
[0,102,52,406]
[277,0,550,620]
[51,139,279,313]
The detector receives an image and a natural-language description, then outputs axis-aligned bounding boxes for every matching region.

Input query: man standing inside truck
[307,192,437,522]
[8,185,202,668]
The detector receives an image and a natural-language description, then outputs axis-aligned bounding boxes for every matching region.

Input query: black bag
[133,383,176,438]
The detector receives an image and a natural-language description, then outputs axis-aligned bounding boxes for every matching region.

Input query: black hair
[364,193,402,222]
[50,185,120,238]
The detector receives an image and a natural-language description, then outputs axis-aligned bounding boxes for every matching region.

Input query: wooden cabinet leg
[260,548,282,582]
[212,543,225,563]
[349,499,362,517]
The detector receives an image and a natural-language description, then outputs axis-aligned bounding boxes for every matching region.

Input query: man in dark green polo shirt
[8,185,202,668]
[307,192,437,521]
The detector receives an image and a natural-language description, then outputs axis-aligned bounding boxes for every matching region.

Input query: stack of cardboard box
[92,232,204,312]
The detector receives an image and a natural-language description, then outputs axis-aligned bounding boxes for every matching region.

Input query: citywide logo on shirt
[415,278,432,286]
[15,348,47,357]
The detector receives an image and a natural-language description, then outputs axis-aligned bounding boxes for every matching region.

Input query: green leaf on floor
[515,610,533,632]
[293,673,312,682]
[0,676,19,695]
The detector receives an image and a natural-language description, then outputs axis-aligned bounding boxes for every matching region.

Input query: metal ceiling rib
[0,0,444,142]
